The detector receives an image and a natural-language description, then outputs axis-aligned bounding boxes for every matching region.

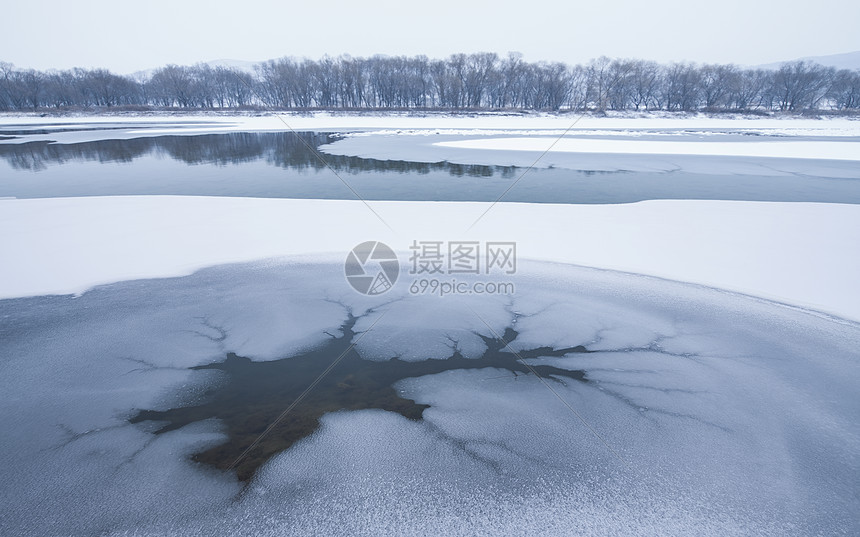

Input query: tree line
[1,53,858,112]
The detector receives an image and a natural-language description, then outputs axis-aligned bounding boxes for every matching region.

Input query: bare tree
[629,60,660,110]
[828,69,860,109]
[700,64,737,109]
[773,61,834,111]
[0,54,853,113]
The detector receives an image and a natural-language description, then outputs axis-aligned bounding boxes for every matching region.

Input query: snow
[319,132,859,177]
[2,111,860,144]
[1,196,858,321]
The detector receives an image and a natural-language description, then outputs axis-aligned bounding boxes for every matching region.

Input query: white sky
[3,0,859,73]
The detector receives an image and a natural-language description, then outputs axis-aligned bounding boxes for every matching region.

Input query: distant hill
[758,51,860,71]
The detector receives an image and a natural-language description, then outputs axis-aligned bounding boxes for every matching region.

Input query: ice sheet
[438,137,860,160]
[0,260,857,536]
[319,132,860,177]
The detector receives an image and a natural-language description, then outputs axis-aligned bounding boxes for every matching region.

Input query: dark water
[1,131,858,204]
[0,132,515,176]
[130,310,589,482]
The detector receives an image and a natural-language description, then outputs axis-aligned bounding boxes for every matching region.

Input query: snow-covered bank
[1,112,859,144]
[1,196,858,322]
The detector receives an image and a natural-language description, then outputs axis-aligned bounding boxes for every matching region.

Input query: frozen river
[0,114,858,536]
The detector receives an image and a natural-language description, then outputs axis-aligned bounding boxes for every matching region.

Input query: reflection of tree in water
[0,132,517,178]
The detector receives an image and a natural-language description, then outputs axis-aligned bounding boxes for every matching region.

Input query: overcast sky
[3,0,859,73]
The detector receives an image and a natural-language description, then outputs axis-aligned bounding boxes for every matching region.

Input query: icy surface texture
[0,260,857,536]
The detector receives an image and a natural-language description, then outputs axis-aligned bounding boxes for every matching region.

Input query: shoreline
[2,108,859,121]
[1,196,858,322]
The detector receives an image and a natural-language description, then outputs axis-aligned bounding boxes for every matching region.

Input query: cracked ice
[0,259,858,536]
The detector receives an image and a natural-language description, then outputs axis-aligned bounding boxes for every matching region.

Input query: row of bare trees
[2,54,858,112]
